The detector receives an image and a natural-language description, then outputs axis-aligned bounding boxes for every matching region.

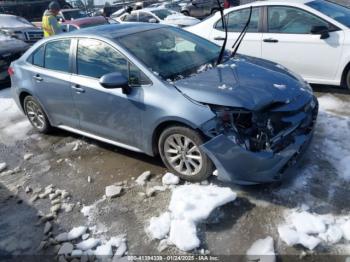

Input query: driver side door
[261,5,344,83]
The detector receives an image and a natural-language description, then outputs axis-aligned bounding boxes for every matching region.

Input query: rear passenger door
[209,7,263,58]
[28,39,78,128]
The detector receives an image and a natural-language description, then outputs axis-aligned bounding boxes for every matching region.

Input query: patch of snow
[273,84,287,90]
[146,184,236,251]
[95,243,113,258]
[76,238,101,251]
[115,241,127,257]
[105,185,122,198]
[67,226,87,240]
[169,219,199,252]
[218,84,227,90]
[162,172,179,185]
[147,212,171,240]
[246,236,275,262]
[135,171,151,186]
[197,63,212,73]
[0,162,7,172]
[291,211,326,234]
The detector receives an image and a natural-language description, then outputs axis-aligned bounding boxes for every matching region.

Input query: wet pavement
[1,84,350,261]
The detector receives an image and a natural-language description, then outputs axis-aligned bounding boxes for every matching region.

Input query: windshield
[0,15,33,28]
[306,0,350,28]
[63,10,88,20]
[151,9,174,20]
[117,27,221,80]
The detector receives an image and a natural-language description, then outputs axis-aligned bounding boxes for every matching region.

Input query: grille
[25,31,43,42]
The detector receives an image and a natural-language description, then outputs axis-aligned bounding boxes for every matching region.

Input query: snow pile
[162,172,179,185]
[246,236,275,262]
[146,184,236,251]
[0,89,31,144]
[278,209,350,250]
[316,94,350,181]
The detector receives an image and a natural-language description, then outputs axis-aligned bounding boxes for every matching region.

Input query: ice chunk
[341,220,350,241]
[273,84,286,90]
[105,185,122,198]
[278,225,299,246]
[319,225,343,244]
[291,211,326,234]
[298,233,321,250]
[135,171,151,186]
[76,238,100,250]
[115,241,127,257]
[168,219,199,252]
[67,226,87,240]
[147,212,171,240]
[218,84,227,90]
[162,173,179,185]
[0,162,7,172]
[95,243,113,257]
[246,236,275,262]
[169,184,236,222]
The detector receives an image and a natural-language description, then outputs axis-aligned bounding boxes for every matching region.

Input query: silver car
[9,23,318,184]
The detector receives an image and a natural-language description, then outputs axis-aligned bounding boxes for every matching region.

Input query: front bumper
[201,96,318,185]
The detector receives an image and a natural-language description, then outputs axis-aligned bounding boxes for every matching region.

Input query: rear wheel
[182,11,190,16]
[23,96,52,133]
[158,126,214,182]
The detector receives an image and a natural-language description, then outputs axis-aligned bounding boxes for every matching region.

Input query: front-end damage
[200,95,319,184]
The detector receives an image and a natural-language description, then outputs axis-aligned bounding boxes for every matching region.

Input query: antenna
[216,0,228,65]
[231,5,252,58]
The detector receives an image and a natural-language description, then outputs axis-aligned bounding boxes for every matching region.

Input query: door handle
[71,84,85,93]
[263,38,279,43]
[214,36,225,41]
[33,74,43,82]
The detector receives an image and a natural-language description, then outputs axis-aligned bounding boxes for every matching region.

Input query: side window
[267,6,330,34]
[123,13,138,22]
[32,45,45,67]
[215,7,260,32]
[77,39,150,85]
[139,12,155,22]
[44,40,71,72]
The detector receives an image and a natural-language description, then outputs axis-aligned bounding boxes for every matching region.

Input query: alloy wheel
[25,100,46,130]
[164,134,203,176]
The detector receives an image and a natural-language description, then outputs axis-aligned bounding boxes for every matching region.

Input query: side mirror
[99,72,130,94]
[311,25,330,39]
[148,18,157,23]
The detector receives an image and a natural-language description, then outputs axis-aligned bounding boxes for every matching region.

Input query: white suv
[187,0,350,89]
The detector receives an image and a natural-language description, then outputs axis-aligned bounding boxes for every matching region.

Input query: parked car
[9,23,318,184]
[61,16,111,32]
[0,0,72,22]
[187,0,350,89]
[58,8,89,21]
[117,8,200,27]
[181,0,224,19]
[0,14,43,44]
[149,2,182,12]
[0,33,28,86]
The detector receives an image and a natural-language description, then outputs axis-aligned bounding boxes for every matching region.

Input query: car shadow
[0,182,57,261]
[311,84,350,95]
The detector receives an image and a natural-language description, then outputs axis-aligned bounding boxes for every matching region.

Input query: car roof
[61,8,83,12]
[62,23,166,39]
[62,16,107,26]
[250,0,312,5]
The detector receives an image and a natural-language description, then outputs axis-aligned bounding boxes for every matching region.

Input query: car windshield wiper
[230,6,253,59]
[216,0,228,65]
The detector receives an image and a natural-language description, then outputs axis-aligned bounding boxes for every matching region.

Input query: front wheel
[23,96,52,133]
[158,126,214,182]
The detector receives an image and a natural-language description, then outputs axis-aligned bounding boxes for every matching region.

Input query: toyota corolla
[9,23,318,184]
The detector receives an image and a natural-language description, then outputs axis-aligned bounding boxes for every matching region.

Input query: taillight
[7,66,14,76]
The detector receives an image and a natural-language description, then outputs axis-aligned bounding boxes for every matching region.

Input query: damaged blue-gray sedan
[9,23,318,184]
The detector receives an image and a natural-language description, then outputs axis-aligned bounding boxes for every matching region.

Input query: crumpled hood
[174,55,313,111]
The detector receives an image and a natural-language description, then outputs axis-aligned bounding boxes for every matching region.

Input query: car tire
[182,11,190,16]
[23,96,52,134]
[158,126,214,182]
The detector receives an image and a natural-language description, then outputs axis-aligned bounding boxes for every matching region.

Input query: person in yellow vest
[42,1,62,37]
